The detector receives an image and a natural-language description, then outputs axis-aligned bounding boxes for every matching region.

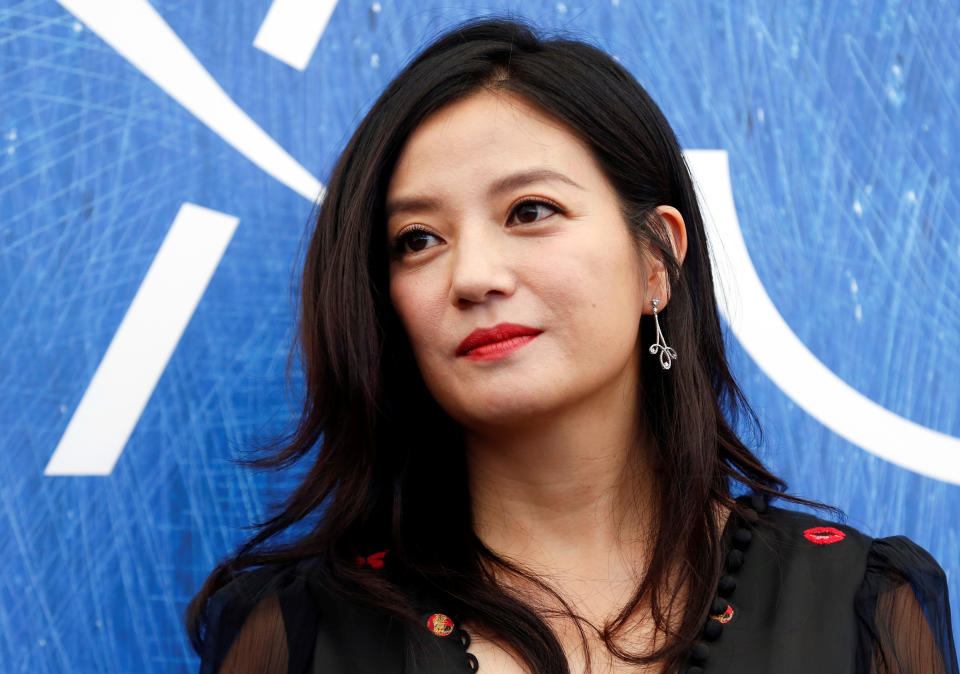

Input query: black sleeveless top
[197,501,958,673]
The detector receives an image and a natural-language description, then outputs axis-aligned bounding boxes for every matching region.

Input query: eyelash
[391,197,564,257]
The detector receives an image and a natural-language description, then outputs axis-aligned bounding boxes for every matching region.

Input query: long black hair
[187,16,816,672]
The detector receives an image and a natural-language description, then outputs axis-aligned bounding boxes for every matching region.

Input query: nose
[448,224,517,307]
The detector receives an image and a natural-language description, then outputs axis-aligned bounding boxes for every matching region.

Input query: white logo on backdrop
[46,0,960,483]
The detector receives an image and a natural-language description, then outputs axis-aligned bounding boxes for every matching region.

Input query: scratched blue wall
[1,1,958,671]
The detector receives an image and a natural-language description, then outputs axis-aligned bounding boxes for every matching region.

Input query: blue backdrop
[2,1,958,671]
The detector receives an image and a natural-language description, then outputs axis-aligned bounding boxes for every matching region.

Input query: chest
[465,639,665,674]
[463,613,669,674]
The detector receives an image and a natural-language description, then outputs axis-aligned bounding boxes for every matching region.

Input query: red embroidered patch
[355,549,389,568]
[710,604,734,624]
[803,527,845,545]
[427,613,454,637]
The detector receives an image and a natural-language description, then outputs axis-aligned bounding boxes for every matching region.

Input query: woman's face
[386,90,654,432]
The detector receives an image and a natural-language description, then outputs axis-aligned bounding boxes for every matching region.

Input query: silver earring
[648,298,677,370]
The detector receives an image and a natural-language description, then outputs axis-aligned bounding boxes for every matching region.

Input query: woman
[186,17,957,674]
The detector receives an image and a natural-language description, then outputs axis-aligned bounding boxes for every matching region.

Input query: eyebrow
[385,168,584,221]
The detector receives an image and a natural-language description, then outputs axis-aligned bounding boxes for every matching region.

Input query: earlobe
[643,261,670,314]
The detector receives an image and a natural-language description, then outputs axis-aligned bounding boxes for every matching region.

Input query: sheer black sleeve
[197,565,318,674]
[854,536,959,674]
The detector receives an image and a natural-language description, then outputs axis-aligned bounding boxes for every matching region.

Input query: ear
[642,205,688,313]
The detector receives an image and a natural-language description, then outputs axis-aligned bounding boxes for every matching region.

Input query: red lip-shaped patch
[355,549,389,568]
[711,604,735,624]
[803,526,845,545]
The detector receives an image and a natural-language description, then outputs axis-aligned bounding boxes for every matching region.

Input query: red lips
[456,322,542,356]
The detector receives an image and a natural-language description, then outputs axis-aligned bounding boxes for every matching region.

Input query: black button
[710,596,727,615]
[690,642,710,662]
[703,619,723,641]
[750,493,768,513]
[717,575,737,597]
[733,528,753,549]
[726,549,744,571]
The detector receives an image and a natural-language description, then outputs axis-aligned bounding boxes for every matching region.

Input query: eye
[509,198,563,225]
[392,224,441,256]
[391,198,563,258]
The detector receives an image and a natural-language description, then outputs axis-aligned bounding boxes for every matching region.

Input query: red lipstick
[456,323,542,360]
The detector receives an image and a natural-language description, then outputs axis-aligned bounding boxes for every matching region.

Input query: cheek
[533,241,644,343]
[389,275,446,353]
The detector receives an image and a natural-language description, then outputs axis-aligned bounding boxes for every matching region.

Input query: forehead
[386,90,597,197]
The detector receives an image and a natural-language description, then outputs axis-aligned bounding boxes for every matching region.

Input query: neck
[466,381,657,582]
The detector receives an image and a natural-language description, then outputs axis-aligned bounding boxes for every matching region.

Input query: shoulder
[748,504,872,573]
[200,559,325,674]
[205,558,323,628]
[756,504,945,580]
[740,505,873,607]
[863,534,949,587]
[201,555,445,673]
[759,503,870,545]
[744,503,950,622]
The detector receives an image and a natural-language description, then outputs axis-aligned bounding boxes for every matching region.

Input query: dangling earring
[648,297,677,370]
